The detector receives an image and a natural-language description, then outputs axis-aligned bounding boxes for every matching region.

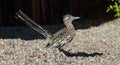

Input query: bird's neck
[64,22,75,31]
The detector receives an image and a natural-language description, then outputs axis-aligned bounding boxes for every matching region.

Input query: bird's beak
[73,16,80,20]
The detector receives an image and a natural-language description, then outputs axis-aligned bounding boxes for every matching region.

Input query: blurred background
[0,0,114,26]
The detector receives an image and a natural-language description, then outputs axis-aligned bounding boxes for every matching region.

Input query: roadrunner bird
[15,10,80,50]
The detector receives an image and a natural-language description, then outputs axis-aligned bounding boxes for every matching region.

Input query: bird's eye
[65,16,70,20]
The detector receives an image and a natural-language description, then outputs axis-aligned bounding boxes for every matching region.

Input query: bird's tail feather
[15,9,52,38]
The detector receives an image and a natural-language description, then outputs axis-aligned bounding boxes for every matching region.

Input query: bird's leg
[57,47,66,57]
[48,47,66,57]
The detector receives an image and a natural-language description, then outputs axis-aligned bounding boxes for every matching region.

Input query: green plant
[106,0,120,17]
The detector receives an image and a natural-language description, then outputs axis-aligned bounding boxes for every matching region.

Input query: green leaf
[106,8,110,12]
[118,0,120,3]
[109,5,113,9]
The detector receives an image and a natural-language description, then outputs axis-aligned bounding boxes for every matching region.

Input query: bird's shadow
[59,48,103,57]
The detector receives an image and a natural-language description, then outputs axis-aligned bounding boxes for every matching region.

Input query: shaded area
[0,26,64,40]
[0,0,117,40]
[60,49,103,57]
[0,27,44,40]
[73,16,115,29]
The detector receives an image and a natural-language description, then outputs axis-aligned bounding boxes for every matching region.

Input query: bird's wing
[46,29,73,48]
[15,9,52,37]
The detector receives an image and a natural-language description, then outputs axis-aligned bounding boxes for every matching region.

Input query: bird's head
[63,14,80,23]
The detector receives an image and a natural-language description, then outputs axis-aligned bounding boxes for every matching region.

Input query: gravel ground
[0,18,120,65]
